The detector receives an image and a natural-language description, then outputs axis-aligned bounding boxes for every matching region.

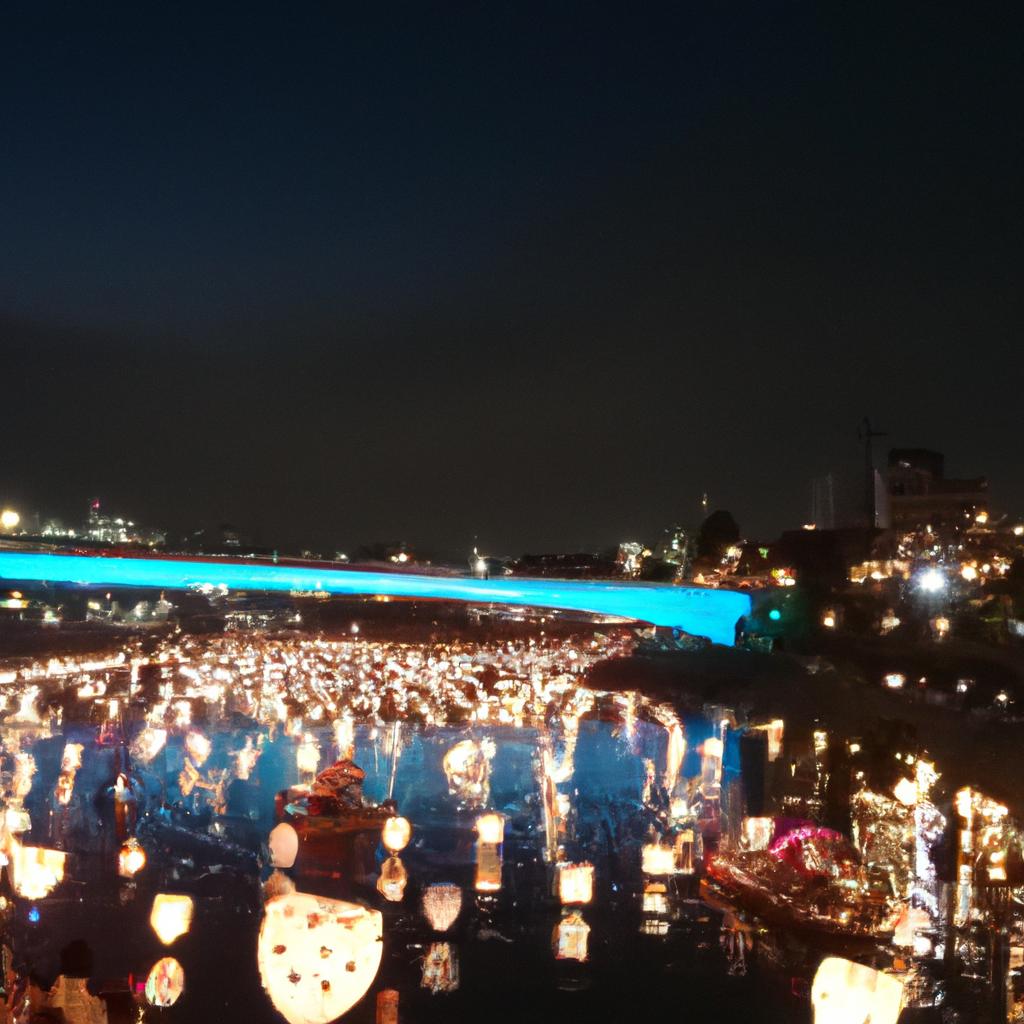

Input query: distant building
[887,450,987,532]
[85,499,165,546]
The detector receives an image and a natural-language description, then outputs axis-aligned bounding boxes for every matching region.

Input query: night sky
[2,4,1022,558]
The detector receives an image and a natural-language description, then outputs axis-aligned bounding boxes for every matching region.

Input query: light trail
[0,551,750,645]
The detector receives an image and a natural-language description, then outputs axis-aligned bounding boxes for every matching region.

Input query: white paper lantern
[258,892,383,1024]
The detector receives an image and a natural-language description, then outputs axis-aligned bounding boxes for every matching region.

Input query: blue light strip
[0,551,751,646]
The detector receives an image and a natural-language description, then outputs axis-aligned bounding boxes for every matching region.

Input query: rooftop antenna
[858,418,887,529]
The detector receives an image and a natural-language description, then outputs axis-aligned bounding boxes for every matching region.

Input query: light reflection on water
[0,700,806,1023]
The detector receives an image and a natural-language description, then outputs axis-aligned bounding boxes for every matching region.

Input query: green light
[768,609,781,621]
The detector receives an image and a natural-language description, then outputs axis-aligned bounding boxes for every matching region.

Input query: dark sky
[2,4,1022,557]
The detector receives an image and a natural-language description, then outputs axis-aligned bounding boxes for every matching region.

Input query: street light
[0,509,19,532]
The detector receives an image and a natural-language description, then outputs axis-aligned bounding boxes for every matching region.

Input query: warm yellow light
[9,842,66,899]
[822,612,836,629]
[975,510,989,525]
[268,823,298,869]
[961,564,978,581]
[150,893,194,945]
[893,777,917,806]
[382,816,412,853]
[475,813,504,845]
[296,733,320,776]
[118,837,147,878]
[558,862,594,905]
[377,855,408,902]
[811,957,905,1024]
[475,841,502,892]
[258,892,383,1024]
[420,942,459,993]
[421,883,462,932]
[553,911,590,962]
[185,731,211,765]
[0,509,19,532]
[145,957,185,1007]
[742,817,773,852]
[641,843,678,875]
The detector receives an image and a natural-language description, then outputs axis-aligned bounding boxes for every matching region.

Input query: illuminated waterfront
[0,629,1021,1021]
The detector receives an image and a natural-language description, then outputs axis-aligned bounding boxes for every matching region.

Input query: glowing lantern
[932,616,950,638]
[475,813,504,845]
[131,727,167,764]
[558,862,594,905]
[742,817,774,852]
[422,883,462,932]
[421,942,459,994]
[811,957,904,1024]
[643,882,668,914]
[269,823,299,869]
[382,816,412,853]
[822,611,836,629]
[10,843,66,899]
[893,777,918,807]
[258,892,383,1023]
[145,957,185,1007]
[892,905,930,948]
[377,855,408,902]
[185,731,211,766]
[4,808,30,835]
[150,894,194,945]
[642,843,677,876]
[118,837,147,878]
[296,733,320,776]
[553,910,590,962]
[475,840,502,892]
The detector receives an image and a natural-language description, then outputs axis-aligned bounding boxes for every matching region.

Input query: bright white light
[0,509,19,532]
[884,673,905,690]
[918,569,946,593]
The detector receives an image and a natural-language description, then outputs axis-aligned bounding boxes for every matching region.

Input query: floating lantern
[557,862,594,905]
[4,808,30,835]
[742,817,774,852]
[269,823,299,869]
[296,734,320,776]
[641,843,677,876]
[642,882,668,915]
[422,883,462,932]
[10,843,66,899]
[118,837,147,878]
[811,957,904,1024]
[893,777,918,807]
[185,731,211,766]
[258,892,383,1024]
[475,813,504,845]
[131,727,167,764]
[475,841,502,892]
[420,942,459,994]
[553,910,590,962]
[145,957,185,1008]
[382,816,411,854]
[150,894,194,945]
[377,855,408,902]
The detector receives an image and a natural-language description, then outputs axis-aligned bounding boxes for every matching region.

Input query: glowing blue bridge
[0,551,751,646]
